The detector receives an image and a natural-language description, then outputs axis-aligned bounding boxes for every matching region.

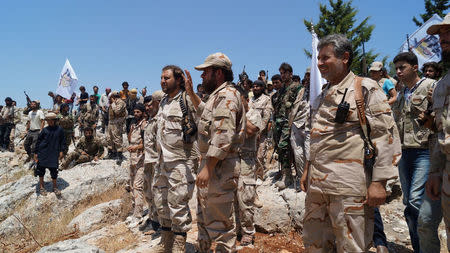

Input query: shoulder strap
[354,77,370,143]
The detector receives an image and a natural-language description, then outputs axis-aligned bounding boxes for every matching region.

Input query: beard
[202,73,217,94]
[442,49,450,64]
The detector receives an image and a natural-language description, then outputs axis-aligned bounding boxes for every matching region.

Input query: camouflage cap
[427,13,450,35]
[369,61,383,72]
[151,90,165,102]
[195,52,232,71]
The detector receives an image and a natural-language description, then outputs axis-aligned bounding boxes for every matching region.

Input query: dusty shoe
[39,186,47,196]
[105,150,116,160]
[172,233,186,253]
[138,218,151,231]
[240,234,253,247]
[254,195,263,208]
[153,229,174,253]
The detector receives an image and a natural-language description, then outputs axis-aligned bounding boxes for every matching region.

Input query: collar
[335,71,355,94]
[210,82,230,97]
[166,90,182,103]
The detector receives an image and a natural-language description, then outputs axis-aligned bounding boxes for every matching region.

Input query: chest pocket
[164,107,183,132]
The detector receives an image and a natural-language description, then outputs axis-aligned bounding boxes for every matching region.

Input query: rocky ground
[0,110,447,252]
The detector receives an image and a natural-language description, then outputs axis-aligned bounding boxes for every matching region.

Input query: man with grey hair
[300,34,401,252]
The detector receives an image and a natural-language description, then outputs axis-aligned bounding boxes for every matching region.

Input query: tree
[304,0,378,75]
[413,0,449,27]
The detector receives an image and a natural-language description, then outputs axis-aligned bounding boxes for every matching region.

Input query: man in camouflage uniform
[0,97,15,150]
[272,62,301,190]
[249,80,273,178]
[288,80,309,182]
[58,103,75,155]
[139,91,164,234]
[188,52,246,253]
[126,103,147,226]
[60,127,104,170]
[235,87,263,247]
[78,95,99,136]
[420,18,450,251]
[391,52,436,252]
[152,65,199,253]
[300,34,401,252]
[106,91,127,162]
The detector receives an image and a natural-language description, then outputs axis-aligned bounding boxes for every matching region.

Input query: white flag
[400,14,443,69]
[310,28,327,109]
[56,59,78,99]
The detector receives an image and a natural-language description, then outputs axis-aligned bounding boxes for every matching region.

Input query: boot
[275,173,293,191]
[153,227,174,253]
[172,233,187,253]
[105,149,116,160]
[116,152,124,165]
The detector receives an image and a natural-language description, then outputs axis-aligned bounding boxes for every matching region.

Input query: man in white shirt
[24,101,45,161]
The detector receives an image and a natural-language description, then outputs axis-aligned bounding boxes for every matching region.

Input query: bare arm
[387,88,397,105]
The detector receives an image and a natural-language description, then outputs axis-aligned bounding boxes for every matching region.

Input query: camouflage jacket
[241,108,263,154]
[0,105,14,124]
[58,113,74,133]
[272,81,301,124]
[197,82,246,160]
[392,78,435,149]
[430,73,450,197]
[109,99,127,122]
[248,93,272,134]
[79,103,99,126]
[129,119,146,167]
[144,117,159,165]
[309,72,401,196]
[156,91,199,163]
[75,136,104,157]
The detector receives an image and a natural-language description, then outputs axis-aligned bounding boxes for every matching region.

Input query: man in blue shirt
[369,61,397,105]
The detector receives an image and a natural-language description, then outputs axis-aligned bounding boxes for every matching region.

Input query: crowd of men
[0,14,449,253]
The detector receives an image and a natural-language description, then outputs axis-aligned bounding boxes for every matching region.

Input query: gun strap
[354,77,371,146]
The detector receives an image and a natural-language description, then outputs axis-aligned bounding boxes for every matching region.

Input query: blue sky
[1,0,435,107]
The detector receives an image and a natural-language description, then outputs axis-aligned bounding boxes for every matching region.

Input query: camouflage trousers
[275,124,292,176]
[107,121,124,152]
[256,133,268,176]
[443,160,450,250]
[290,125,309,178]
[61,152,92,169]
[197,157,239,253]
[63,131,73,155]
[235,156,257,237]
[143,163,158,222]
[153,160,196,233]
[303,189,374,252]
[130,164,145,218]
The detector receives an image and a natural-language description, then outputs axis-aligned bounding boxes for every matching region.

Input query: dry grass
[95,223,139,253]
[1,185,128,253]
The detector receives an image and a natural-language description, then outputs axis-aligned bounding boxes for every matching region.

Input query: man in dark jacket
[34,112,65,196]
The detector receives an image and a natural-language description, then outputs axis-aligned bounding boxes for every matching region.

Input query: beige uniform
[429,73,450,249]
[128,119,146,218]
[236,108,263,238]
[61,136,104,169]
[196,82,246,253]
[248,94,272,174]
[304,72,401,252]
[143,117,159,223]
[108,99,126,152]
[152,91,199,233]
[288,87,310,177]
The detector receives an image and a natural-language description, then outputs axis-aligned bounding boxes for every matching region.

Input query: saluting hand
[184,70,195,96]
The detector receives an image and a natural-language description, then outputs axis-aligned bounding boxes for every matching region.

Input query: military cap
[195,52,232,71]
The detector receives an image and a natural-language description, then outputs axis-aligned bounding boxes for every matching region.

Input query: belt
[29,129,40,132]
[239,151,256,158]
